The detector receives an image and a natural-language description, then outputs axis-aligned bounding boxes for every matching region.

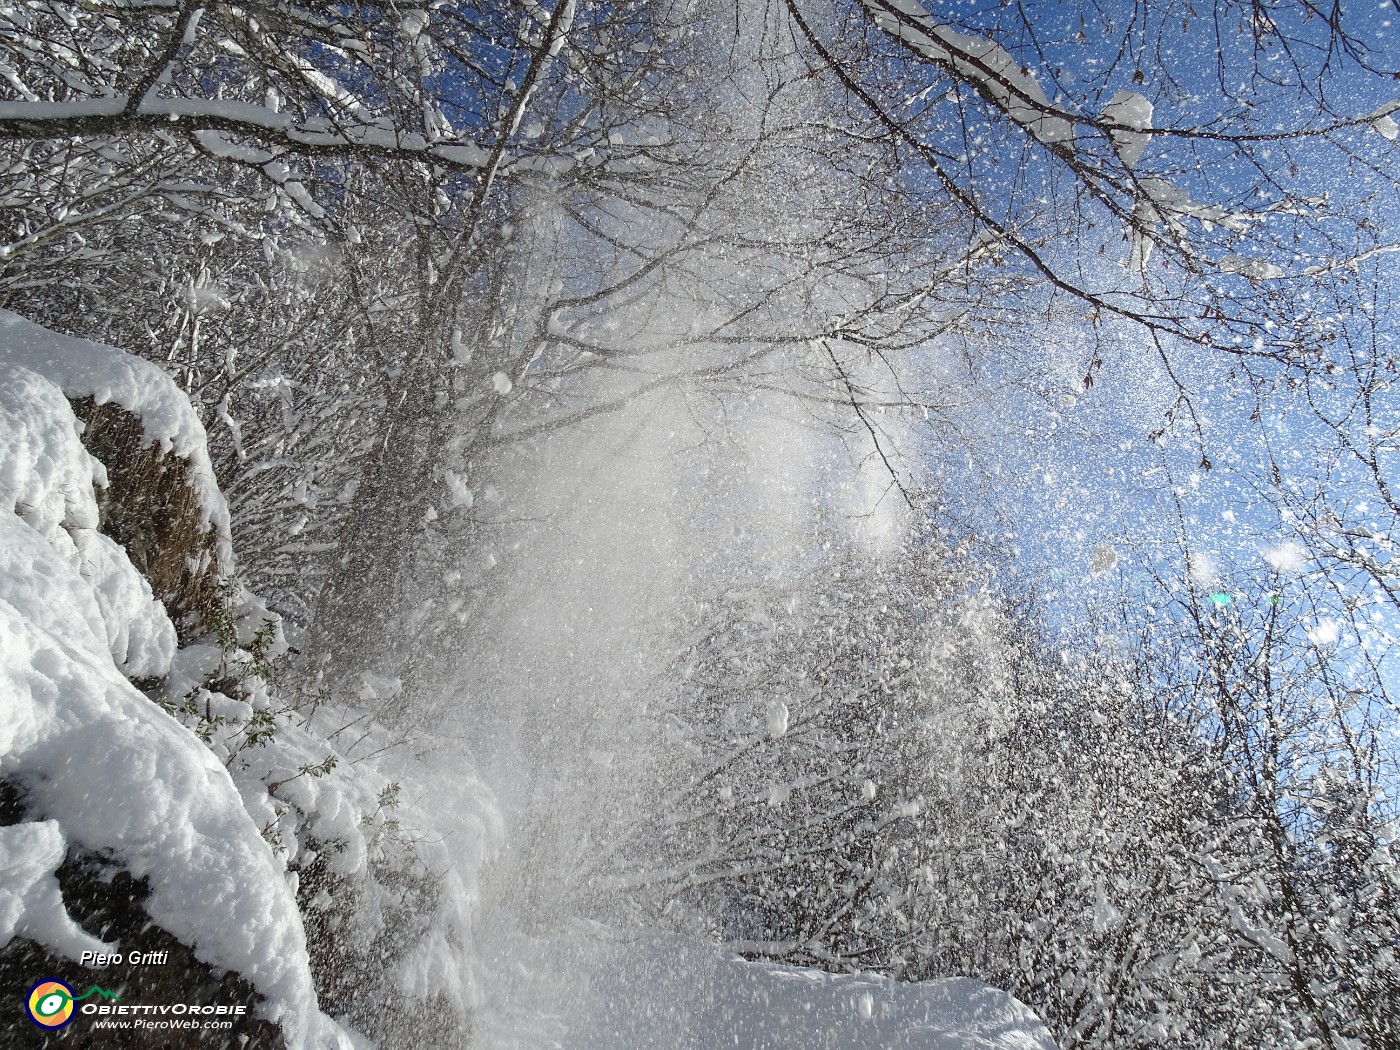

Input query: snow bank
[263,702,503,1043]
[478,922,1060,1049]
[0,339,350,1046]
[74,529,179,678]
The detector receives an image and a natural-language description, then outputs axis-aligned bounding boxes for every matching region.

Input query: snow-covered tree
[601,515,1399,1048]
[2,2,1398,1046]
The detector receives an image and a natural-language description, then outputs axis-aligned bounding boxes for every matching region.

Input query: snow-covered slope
[478,922,1059,1050]
[0,316,352,1048]
[0,310,506,1049]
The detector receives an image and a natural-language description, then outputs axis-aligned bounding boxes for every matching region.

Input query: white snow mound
[0,328,350,1048]
[479,923,1060,1049]
[0,308,234,573]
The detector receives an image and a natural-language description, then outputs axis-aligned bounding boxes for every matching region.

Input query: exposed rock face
[72,397,228,646]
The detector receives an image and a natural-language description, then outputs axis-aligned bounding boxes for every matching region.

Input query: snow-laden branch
[860,0,1073,148]
[0,95,493,171]
[856,0,1396,277]
[864,0,1400,149]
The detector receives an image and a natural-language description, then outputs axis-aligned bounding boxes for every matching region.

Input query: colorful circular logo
[27,979,76,1029]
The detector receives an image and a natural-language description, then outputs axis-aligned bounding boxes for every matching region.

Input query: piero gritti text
[80,949,170,966]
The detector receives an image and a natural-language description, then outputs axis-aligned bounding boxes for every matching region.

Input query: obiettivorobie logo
[25,979,120,1029]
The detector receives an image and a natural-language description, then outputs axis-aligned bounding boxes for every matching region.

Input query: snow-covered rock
[73,528,178,678]
[0,308,233,572]
[0,327,352,1048]
[0,820,110,961]
[0,311,504,1050]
